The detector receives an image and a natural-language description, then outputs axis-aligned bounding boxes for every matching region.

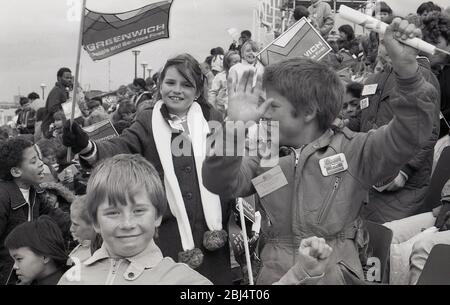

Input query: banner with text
[258,17,332,66]
[83,1,173,61]
[82,119,119,142]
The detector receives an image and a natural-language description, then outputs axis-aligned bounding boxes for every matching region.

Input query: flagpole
[67,0,87,163]
[238,198,254,285]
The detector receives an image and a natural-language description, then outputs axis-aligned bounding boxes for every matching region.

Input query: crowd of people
[1,0,450,286]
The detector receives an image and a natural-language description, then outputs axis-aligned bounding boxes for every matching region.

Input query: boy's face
[430,36,450,69]
[263,88,307,147]
[13,146,45,185]
[70,208,96,242]
[342,93,360,119]
[94,188,162,258]
[9,247,46,285]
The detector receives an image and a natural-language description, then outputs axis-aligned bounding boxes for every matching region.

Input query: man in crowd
[308,0,334,38]
[16,97,36,135]
[42,67,72,139]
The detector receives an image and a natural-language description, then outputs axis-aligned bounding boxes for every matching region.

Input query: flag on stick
[83,1,174,61]
[258,17,332,66]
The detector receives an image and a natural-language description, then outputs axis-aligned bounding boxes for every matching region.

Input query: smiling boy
[203,19,438,284]
[0,138,70,285]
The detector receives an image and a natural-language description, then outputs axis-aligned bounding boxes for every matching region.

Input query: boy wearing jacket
[0,138,70,285]
[202,19,437,284]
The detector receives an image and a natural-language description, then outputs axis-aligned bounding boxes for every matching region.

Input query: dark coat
[349,58,441,223]
[0,181,71,285]
[42,82,68,138]
[85,102,232,284]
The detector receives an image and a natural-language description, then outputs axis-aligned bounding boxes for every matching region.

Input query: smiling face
[160,66,197,117]
[94,188,162,258]
[12,146,45,186]
[59,71,73,88]
[242,43,257,65]
[9,247,47,285]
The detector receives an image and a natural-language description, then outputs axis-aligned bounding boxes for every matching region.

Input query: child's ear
[10,167,22,179]
[43,256,51,264]
[155,215,162,227]
[304,107,317,123]
[93,222,101,234]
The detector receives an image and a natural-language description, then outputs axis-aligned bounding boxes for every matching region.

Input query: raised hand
[384,17,421,78]
[227,68,272,124]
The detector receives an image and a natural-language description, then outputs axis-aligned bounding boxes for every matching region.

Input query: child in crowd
[5,215,69,285]
[203,18,437,284]
[209,50,241,117]
[229,40,264,83]
[0,138,71,285]
[69,195,100,263]
[58,154,212,285]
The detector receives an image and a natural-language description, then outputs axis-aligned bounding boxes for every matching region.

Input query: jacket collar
[4,181,38,210]
[84,239,163,269]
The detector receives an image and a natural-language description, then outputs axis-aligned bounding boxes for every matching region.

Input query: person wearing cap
[5,215,69,285]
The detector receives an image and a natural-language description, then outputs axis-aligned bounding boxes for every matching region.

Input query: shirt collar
[84,239,163,269]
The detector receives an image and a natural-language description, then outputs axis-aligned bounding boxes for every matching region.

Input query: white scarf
[152,100,222,251]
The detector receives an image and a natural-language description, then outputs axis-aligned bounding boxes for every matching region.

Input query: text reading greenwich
[86,24,165,51]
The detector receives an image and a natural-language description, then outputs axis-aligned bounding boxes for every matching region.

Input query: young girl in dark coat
[63,54,232,284]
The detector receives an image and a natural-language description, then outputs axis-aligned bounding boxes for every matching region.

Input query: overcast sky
[1,0,449,103]
[0,0,257,102]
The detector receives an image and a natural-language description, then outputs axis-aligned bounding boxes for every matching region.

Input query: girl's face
[9,247,47,285]
[160,66,197,116]
[70,208,96,242]
[339,31,348,41]
[242,44,257,64]
[94,188,162,258]
[229,54,241,69]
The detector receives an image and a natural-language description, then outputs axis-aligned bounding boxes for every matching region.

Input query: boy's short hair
[0,138,34,181]
[70,195,91,224]
[293,5,309,21]
[19,97,30,106]
[85,154,167,224]
[346,82,364,99]
[422,11,450,45]
[263,57,344,131]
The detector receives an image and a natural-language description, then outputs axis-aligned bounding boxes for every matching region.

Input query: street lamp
[147,68,152,78]
[131,49,141,79]
[141,62,148,79]
[40,83,47,100]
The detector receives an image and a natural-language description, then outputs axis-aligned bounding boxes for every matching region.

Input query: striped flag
[83,1,174,61]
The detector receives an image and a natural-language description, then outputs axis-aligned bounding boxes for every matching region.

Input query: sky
[0,0,257,102]
[1,0,449,103]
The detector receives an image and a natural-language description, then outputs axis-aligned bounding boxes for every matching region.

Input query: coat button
[128,272,135,278]
[185,166,192,173]
[185,192,193,200]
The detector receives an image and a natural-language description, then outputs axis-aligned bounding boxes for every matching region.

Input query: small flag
[83,1,174,61]
[258,17,332,66]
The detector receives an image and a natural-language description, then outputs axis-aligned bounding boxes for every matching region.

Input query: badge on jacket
[252,165,288,198]
[319,153,348,177]
[361,84,378,96]
[360,97,369,110]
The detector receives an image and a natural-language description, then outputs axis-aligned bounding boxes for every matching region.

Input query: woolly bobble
[203,230,228,251]
[178,248,204,269]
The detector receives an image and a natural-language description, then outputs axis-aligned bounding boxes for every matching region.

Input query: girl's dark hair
[338,24,355,41]
[157,53,208,106]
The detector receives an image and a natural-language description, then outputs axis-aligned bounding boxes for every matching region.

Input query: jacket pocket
[317,176,342,224]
